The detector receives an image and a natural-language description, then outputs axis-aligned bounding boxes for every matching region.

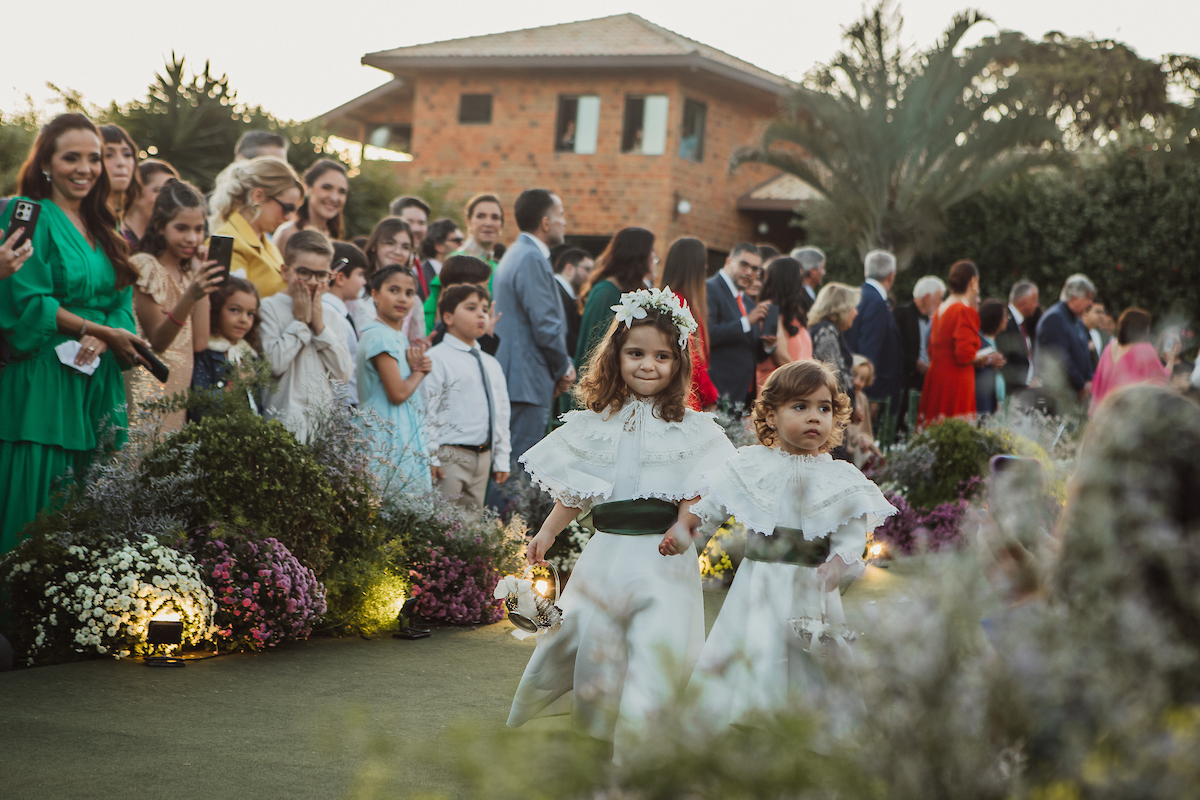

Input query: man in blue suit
[706,243,770,404]
[494,189,574,463]
[844,249,904,435]
[1035,273,1096,403]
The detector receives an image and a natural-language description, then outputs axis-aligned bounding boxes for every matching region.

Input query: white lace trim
[699,445,897,538]
[520,401,735,515]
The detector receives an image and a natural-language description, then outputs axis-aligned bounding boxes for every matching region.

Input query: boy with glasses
[259,230,353,442]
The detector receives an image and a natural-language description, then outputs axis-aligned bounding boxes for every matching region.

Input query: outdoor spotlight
[393,596,431,640]
[144,617,185,668]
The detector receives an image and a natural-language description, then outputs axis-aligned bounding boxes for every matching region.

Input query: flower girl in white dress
[508,288,736,758]
[674,360,896,728]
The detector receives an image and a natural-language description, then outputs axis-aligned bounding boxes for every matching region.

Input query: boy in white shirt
[259,230,353,443]
[422,284,511,509]
[321,242,369,408]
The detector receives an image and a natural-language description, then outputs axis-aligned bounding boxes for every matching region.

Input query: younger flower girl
[508,287,737,759]
[677,359,896,727]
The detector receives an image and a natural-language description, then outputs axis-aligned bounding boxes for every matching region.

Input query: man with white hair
[893,275,946,425]
[790,246,826,313]
[845,249,905,434]
[1035,273,1096,399]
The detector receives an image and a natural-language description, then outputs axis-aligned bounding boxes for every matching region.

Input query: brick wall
[385,68,778,253]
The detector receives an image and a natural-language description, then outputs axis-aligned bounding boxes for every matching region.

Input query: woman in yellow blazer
[208,157,303,299]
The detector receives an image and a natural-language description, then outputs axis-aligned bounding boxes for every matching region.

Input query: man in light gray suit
[493,189,575,464]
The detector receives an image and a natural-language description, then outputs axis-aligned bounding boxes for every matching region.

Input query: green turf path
[0,566,907,799]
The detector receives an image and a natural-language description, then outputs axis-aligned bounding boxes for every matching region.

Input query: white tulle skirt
[688,558,842,728]
[506,530,705,756]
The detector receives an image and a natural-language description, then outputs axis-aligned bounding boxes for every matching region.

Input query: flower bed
[2,534,216,664]
[186,526,326,650]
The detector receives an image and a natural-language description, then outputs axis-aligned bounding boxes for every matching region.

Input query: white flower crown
[610,286,699,348]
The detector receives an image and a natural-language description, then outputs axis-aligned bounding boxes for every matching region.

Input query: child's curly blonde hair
[753,360,853,452]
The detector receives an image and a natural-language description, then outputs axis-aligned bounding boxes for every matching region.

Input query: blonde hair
[809,282,861,328]
[209,156,302,230]
[852,354,875,387]
[753,360,851,452]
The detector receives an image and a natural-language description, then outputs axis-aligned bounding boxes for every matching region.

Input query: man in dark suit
[893,274,945,427]
[1035,274,1096,402]
[997,280,1040,394]
[551,248,592,359]
[494,189,574,463]
[706,243,770,404]
[790,246,826,313]
[845,250,905,430]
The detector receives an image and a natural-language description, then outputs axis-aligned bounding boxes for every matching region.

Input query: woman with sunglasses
[208,156,303,299]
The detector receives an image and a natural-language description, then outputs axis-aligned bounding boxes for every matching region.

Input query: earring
[42,170,50,182]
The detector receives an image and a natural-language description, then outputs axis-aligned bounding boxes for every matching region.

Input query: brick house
[323,14,806,260]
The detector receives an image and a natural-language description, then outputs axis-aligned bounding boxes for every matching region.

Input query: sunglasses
[271,196,298,215]
[446,235,465,245]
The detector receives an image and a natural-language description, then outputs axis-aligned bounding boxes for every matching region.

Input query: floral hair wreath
[610,286,699,349]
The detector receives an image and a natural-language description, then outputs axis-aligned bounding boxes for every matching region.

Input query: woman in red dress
[659,237,718,409]
[918,260,1005,425]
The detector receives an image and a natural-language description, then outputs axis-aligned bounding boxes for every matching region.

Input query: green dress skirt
[0,198,135,553]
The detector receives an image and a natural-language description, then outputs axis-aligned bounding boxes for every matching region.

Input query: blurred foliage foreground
[341,386,1200,800]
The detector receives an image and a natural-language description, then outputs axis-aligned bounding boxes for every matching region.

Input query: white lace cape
[694,445,897,539]
[517,402,737,514]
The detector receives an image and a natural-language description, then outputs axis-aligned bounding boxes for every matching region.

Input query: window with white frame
[555,96,600,154]
[621,95,669,155]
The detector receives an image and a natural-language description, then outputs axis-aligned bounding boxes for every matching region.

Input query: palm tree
[734,3,1062,267]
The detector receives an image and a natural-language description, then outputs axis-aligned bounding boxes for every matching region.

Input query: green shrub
[143,413,340,574]
[906,418,1010,509]
[901,149,1200,323]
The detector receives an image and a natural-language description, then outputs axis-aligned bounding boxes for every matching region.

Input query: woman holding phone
[0,113,151,553]
[208,156,303,299]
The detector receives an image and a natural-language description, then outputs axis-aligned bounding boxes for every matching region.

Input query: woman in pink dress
[1089,308,1177,416]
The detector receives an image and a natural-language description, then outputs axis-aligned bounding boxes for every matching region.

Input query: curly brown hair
[753,360,852,452]
[575,309,693,422]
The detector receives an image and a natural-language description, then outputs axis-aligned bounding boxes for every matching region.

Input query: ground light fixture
[144,612,186,668]
[393,596,431,640]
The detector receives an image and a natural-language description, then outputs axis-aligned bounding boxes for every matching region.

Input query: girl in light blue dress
[356,265,432,493]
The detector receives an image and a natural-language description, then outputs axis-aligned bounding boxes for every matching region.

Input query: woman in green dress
[573,227,658,375]
[0,113,149,553]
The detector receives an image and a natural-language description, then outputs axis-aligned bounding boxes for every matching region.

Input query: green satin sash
[745,526,831,566]
[591,498,679,536]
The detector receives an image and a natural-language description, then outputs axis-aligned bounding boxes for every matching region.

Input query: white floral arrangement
[8,535,217,663]
[611,286,699,348]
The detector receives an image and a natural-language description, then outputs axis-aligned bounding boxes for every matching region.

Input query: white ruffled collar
[207,336,254,363]
[697,445,896,538]
[518,403,736,515]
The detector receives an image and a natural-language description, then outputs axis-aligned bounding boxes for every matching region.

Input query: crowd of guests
[1,112,1198,553]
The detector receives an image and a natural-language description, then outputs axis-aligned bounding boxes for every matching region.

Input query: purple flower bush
[874,478,984,556]
[381,492,526,627]
[408,546,504,625]
[187,525,327,650]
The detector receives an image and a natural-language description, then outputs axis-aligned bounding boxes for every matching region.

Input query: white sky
[3,0,1198,123]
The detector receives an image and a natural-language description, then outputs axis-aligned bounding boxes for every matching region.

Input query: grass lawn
[0,566,907,799]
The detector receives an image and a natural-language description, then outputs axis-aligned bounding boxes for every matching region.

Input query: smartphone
[132,340,170,384]
[761,303,779,335]
[207,235,235,284]
[4,199,41,250]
